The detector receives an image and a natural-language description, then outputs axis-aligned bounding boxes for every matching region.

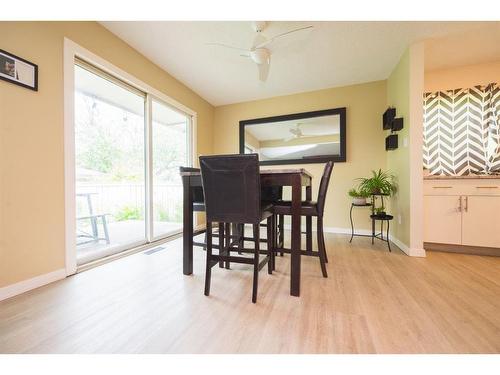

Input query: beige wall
[425,60,500,92]
[213,81,388,230]
[0,22,214,288]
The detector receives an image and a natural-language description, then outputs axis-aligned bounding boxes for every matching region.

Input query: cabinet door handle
[458,196,462,212]
[475,186,498,189]
[464,196,468,212]
[433,186,452,189]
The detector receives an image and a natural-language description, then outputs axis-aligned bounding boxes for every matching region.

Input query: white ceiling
[100,21,496,106]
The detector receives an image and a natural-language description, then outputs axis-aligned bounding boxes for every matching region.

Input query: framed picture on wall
[0,49,38,91]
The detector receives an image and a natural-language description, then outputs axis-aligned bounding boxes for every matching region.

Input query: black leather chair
[272,161,334,278]
[199,154,274,303]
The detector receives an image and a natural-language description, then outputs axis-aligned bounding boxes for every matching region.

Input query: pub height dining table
[180,167,313,297]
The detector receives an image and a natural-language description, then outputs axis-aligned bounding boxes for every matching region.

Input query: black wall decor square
[385,134,398,150]
[382,107,396,130]
[391,117,404,131]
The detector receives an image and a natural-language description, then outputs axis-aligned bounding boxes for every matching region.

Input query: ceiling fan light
[250,48,270,65]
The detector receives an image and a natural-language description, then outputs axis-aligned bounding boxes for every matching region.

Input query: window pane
[152,100,189,238]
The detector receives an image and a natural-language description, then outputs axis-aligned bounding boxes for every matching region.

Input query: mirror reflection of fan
[284,123,304,142]
[207,21,313,82]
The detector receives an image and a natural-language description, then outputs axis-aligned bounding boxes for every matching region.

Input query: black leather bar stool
[272,161,334,278]
[199,154,274,303]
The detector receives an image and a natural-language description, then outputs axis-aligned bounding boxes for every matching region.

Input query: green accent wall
[386,49,411,247]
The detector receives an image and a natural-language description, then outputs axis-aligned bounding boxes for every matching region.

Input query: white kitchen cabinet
[424,179,500,249]
[462,195,500,248]
[424,195,462,245]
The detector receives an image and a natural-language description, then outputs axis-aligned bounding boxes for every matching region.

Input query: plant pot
[376,211,386,217]
[352,197,367,205]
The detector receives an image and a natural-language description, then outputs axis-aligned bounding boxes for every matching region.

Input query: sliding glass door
[151,100,190,239]
[74,60,191,265]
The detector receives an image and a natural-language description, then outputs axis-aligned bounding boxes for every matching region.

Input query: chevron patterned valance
[423,83,500,176]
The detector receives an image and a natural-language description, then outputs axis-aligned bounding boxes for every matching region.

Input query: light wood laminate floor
[0,233,499,353]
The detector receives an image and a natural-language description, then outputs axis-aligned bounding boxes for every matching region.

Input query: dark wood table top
[180,168,313,178]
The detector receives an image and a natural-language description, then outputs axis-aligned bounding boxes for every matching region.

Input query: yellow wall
[213,81,388,230]
[0,22,214,288]
[425,60,500,92]
[386,49,411,247]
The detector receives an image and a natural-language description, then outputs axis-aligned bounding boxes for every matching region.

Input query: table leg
[182,176,193,275]
[290,176,302,297]
[306,185,312,253]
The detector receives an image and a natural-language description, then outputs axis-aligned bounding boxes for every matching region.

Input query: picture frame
[0,49,38,91]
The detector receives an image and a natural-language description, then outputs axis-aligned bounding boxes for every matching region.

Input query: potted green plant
[348,188,370,205]
[357,169,397,196]
[374,205,386,217]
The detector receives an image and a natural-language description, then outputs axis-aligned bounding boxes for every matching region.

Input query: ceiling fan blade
[206,42,250,52]
[258,56,270,82]
[255,25,313,49]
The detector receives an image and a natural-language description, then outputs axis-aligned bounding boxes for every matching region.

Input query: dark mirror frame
[239,107,346,165]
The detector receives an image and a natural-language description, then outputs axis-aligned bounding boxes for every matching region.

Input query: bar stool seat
[272,200,318,216]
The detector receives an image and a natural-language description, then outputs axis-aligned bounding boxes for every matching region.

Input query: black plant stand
[370,214,393,252]
[349,193,393,252]
[349,202,373,242]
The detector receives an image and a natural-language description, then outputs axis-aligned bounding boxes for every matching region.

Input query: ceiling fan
[284,123,304,142]
[208,21,313,82]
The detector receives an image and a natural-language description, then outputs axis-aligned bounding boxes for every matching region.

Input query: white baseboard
[389,236,410,255]
[0,269,66,302]
[409,247,427,257]
[323,226,372,235]
[282,224,425,257]
[282,224,372,236]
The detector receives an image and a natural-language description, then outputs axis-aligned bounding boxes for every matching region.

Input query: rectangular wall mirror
[239,107,346,165]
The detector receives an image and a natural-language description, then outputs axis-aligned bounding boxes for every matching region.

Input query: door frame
[63,38,197,276]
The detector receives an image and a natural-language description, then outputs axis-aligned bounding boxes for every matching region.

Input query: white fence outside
[76,183,183,223]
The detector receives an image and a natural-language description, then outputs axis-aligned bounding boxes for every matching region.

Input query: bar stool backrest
[199,154,261,224]
[316,161,334,216]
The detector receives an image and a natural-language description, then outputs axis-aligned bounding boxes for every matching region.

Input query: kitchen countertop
[424,174,500,180]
